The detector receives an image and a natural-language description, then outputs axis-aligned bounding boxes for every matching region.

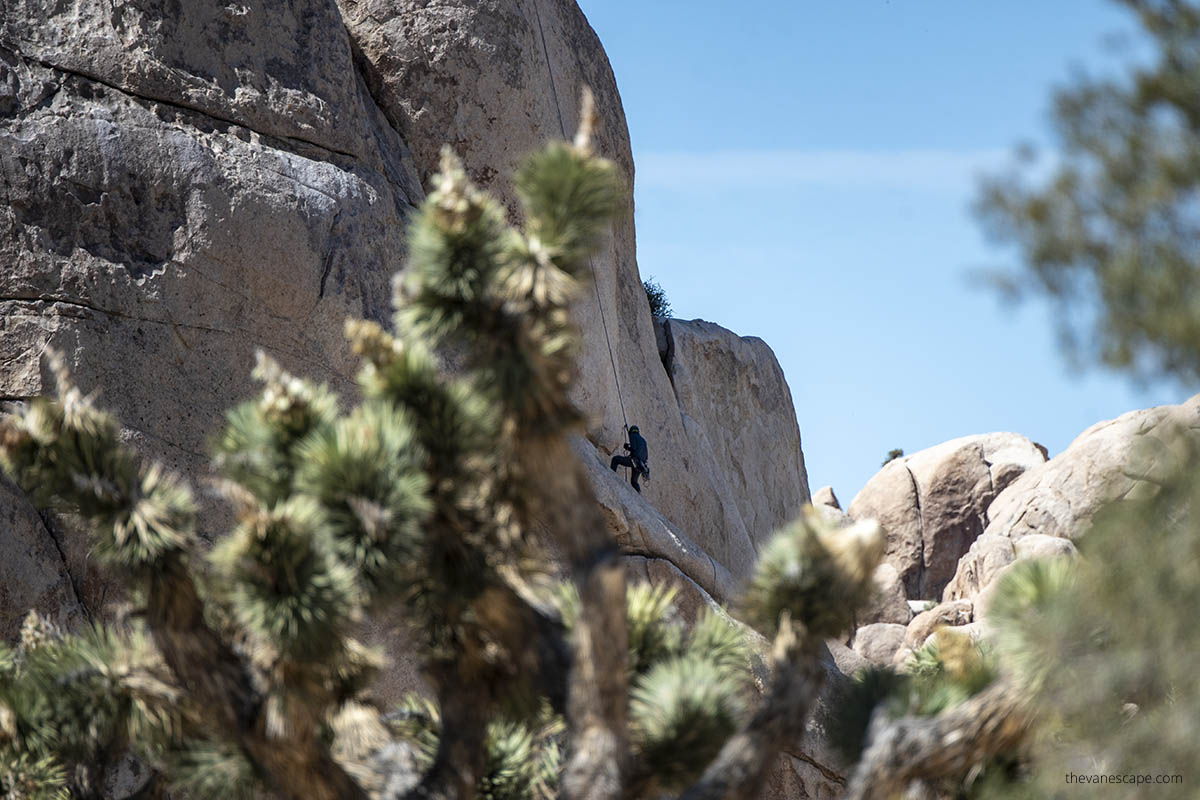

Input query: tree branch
[521,437,629,800]
[145,557,367,800]
[679,620,826,800]
[843,680,1032,800]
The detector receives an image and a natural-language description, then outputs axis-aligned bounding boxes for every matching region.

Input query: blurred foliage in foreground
[978,0,1200,383]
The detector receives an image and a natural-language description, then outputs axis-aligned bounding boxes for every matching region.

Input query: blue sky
[575,0,1193,503]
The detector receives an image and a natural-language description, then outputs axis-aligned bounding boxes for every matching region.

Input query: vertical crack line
[901,461,926,597]
[34,509,93,624]
[532,0,568,140]
[318,207,344,299]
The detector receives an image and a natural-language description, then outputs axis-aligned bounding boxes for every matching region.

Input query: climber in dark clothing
[610,424,650,493]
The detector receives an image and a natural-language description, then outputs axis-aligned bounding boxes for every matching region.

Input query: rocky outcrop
[664,319,812,569]
[848,433,1046,600]
[813,486,841,510]
[943,397,1200,606]
[0,0,423,630]
[0,1,823,793]
[978,396,1200,543]
[860,563,911,626]
[852,623,906,666]
[903,599,973,651]
[340,0,811,581]
[0,476,87,636]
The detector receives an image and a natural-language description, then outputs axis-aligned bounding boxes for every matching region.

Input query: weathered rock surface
[848,433,1046,600]
[852,622,906,666]
[623,555,721,626]
[943,397,1200,604]
[860,563,912,626]
[0,476,87,634]
[0,1,825,794]
[665,319,812,565]
[813,485,841,510]
[940,533,1016,603]
[341,0,810,582]
[904,599,973,651]
[980,396,1200,543]
[0,0,422,634]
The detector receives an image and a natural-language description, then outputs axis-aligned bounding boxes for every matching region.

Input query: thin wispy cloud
[636,148,1017,194]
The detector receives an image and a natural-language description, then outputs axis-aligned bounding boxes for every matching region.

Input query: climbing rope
[533,0,629,440]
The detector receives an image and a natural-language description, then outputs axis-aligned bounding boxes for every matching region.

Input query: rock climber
[610,424,650,493]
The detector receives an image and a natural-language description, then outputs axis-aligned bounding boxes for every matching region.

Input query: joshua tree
[0,98,900,800]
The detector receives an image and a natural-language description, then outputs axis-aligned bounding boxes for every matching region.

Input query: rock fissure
[11,48,371,171]
[783,748,848,786]
[0,295,236,336]
[901,460,926,595]
[530,0,568,141]
[318,207,344,299]
[32,508,92,624]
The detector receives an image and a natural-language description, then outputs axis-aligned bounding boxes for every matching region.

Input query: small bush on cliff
[642,276,672,318]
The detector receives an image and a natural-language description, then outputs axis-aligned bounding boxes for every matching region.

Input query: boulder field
[1,1,1196,797]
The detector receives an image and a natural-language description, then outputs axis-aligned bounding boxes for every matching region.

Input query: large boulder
[0,0,421,633]
[852,623,907,666]
[664,319,812,560]
[982,396,1200,543]
[860,563,912,626]
[848,433,1046,600]
[339,1,811,582]
[943,396,1200,604]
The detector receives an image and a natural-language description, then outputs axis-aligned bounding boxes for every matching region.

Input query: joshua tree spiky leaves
[0,96,893,800]
[12,83,1192,800]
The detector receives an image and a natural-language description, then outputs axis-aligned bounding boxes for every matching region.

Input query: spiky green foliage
[294,401,430,600]
[212,352,341,505]
[902,634,998,717]
[0,358,195,575]
[822,665,908,764]
[0,612,181,798]
[743,508,884,638]
[986,557,1077,692]
[624,583,684,678]
[211,496,358,663]
[513,141,626,279]
[684,608,753,677]
[629,657,743,791]
[0,751,68,800]
[0,112,894,800]
[163,740,259,800]
[981,438,1200,797]
[389,694,561,800]
[824,635,1001,773]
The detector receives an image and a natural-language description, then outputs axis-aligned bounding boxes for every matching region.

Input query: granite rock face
[812,485,841,510]
[860,563,912,626]
[943,396,1200,605]
[664,319,812,572]
[340,0,811,581]
[852,622,907,666]
[848,433,1046,600]
[0,0,827,794]
[977,397,1200,544]
[0,476,87,636]
[0,0,421,632]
